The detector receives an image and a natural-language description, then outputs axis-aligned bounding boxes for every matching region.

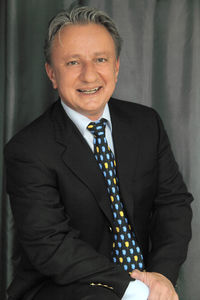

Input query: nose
[79,62,98,83]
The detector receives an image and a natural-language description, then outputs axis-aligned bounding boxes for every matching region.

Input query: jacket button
[109,227,112,232]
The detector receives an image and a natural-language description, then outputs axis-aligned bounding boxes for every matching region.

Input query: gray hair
[44,6,122,64]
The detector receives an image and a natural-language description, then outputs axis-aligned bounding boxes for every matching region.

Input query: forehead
[52,23,116,56]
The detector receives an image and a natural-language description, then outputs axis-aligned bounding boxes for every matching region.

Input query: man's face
[45,23,120,120]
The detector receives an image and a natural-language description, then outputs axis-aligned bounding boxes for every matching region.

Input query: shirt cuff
[122,280,149,300]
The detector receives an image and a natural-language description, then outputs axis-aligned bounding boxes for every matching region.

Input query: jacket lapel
[109,99,140,225]
[51,100,113,223]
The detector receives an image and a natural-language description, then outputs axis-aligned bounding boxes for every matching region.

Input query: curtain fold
[1,1,199,299]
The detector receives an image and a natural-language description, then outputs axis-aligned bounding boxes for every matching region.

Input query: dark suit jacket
[5,98,193,300]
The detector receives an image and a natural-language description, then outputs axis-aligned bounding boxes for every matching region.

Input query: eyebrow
[64,52,110,60]
[93,52,110,56]
[64,54,81,60]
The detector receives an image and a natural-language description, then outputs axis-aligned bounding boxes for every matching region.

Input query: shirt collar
[61,100,112,136]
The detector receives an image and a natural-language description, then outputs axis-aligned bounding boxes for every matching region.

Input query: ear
[115,58,120,82]
[45,63,58,89]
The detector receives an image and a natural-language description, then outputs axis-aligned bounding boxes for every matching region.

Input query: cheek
[110,71,118,86]
[114,68,119,82]
[58,74,74,91]
[104,69,117,84]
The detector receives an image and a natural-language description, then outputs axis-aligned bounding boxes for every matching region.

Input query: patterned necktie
[87,118,144,273]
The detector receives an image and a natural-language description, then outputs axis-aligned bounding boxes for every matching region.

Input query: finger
[131,269,149,287]
[130,269,143,280]
[149,285,177,300]
[147,286,161,300]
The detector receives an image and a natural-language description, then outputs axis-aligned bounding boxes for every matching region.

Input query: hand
[130,270,179,300]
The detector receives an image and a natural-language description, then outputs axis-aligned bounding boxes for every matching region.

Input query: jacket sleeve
[4,138,130,299]
[146,110,193,285]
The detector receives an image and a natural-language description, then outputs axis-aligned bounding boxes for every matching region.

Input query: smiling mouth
[77,87,102,94]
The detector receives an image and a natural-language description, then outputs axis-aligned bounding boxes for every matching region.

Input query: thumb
[130,269,143,280]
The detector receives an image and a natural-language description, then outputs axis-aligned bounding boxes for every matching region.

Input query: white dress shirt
[61,100,149,300]
[61,101,115,153]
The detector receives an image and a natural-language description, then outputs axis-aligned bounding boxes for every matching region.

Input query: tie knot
[87,118,107,137]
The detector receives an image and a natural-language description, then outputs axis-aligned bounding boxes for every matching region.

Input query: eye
[96,57,107,63]
[66,60,79,66]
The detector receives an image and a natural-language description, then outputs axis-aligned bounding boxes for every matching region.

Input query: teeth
[78,87,100,94]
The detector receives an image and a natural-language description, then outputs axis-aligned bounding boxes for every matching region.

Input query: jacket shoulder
[4,101,62,156]
[109,97,158,120]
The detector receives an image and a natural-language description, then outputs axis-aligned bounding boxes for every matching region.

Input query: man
[5,6,193,300]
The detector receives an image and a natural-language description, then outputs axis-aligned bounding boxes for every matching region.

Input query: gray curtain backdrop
[0,0,199,299]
